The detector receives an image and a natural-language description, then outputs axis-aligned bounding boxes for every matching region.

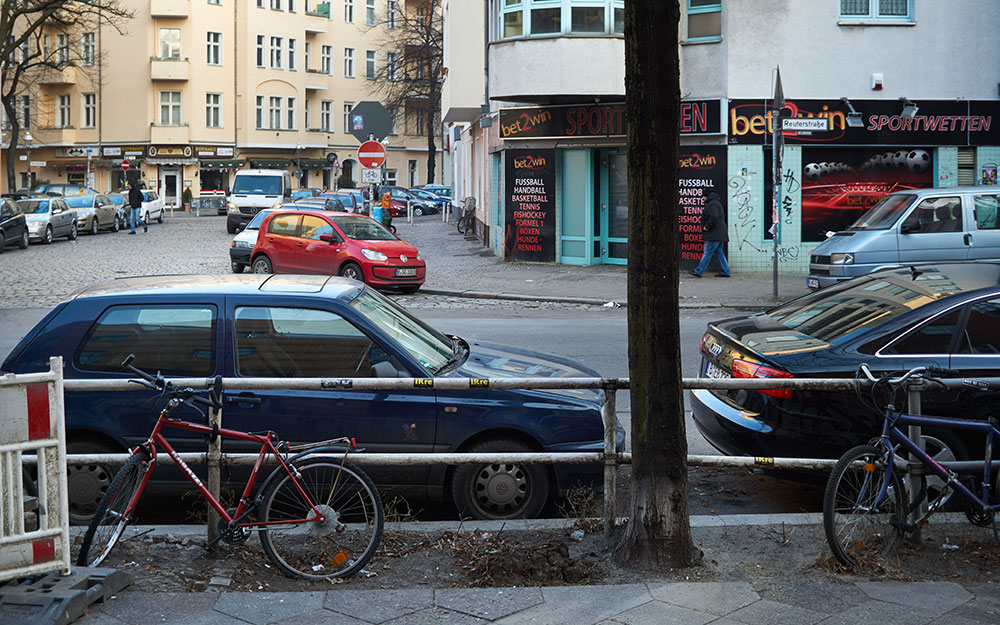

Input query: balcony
[150,58,189,81]
[37,126,77,144]
[36,65,76,85]
[489,36,624,101]
[150,124,189,145]
[150,0,189,18]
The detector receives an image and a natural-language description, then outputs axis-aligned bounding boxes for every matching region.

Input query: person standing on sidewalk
[688,191,730,278]
[128,182,148,234]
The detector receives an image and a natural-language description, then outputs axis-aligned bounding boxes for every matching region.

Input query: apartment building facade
[443,1,1000,274]
[2,0,441,206]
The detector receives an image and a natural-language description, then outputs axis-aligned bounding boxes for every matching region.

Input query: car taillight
[731,359,793,399]
[699,333,708,355]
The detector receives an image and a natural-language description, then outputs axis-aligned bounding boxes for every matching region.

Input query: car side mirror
[236,222,247,233]
[372,361,401,378]
[319,233,341,244]
[900,222,920,234]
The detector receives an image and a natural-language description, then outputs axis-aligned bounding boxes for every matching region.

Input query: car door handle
[964,233,972,245]
[227,394,262,406]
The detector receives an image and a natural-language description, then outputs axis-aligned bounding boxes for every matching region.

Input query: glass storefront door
[601,150,628,264]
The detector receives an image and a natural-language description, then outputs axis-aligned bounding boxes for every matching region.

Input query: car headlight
[830,253,854,264]
[231,240,251,249]
[416,252,424,261]
[361,248,388,261]
[227,202,240,214]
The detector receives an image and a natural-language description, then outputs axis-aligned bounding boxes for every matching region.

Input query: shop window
[687,0,721,41]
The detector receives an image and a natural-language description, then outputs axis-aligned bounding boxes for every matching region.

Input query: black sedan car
[692,263,1000,469]
[0,197,30,252]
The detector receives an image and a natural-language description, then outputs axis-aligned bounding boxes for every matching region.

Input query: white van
[226,169,292,233]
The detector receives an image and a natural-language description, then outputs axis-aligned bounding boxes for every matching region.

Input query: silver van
[807,186,1000,289]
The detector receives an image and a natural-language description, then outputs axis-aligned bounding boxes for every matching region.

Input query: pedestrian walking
[128,181,148,234]
[687,191,730,278]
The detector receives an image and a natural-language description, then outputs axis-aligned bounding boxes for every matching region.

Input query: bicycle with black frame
[823,364,1000,567]
[456,196,476,235]
[76,355,384,579]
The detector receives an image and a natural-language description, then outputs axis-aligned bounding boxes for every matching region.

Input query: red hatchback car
[250,210,425,292]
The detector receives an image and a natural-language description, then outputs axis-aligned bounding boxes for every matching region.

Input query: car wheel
[43,225,54,245]
[231,261,246,274]
[144,211,151,225]
[0,232,5,254]
[90,218,99,236]
[413,207,424,217]
[339,261,365,283]
[67,222,78,241]
[157,210,164,224]
[915,431,969,509]
[111,214,120,232]
[451,438,549,520]
[67,439,121,525]
[19,228,29,249]
[251,255,273,274]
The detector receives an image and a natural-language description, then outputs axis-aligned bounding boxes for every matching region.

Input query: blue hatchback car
[3,275,622,523]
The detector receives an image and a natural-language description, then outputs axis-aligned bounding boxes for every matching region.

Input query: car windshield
[232,175,282,195]
[847,194,916,231]
[109,195,125,206]
[332,215,396,240]
[64,196,94,208]
[17,199,50,214]
[328,194,356,208]
[348,288,453,373]
[410,189,435,199]
[245,210,273,230]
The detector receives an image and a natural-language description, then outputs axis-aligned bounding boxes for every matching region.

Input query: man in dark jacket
[127,181,147,234]
[687,191,730,278]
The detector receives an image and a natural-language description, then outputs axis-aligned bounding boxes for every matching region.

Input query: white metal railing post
[206,403,222,545]
[906,382,924,542]
[601,382,618,533]
[407,199,413,224]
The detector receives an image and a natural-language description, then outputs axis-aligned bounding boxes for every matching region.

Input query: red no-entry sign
[358,141,386,169]
[121,159,130,171]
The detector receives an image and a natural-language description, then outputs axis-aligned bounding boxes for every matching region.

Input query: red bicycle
[75,355,384,579]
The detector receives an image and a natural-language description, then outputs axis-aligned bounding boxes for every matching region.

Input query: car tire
[451,438,549,520]
[0,232,5,254]
[339,261,365,284]
[90,218,99,236]
[917,430,969,510]
[157,210,164,224]
[67,222,78,241]
[111,214,120,232]
[251,255,273,274]
[18,228,29,249]
[413,207,424,217]
[67,439,121,525]
[43,225,54,245]
[144,211,151,225]
[231,261,245,274]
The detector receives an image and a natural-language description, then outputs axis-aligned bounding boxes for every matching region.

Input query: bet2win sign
[504,149,556,262]
[678,146,727,269]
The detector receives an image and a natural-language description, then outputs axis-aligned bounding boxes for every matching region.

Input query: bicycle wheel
[823,444,907,567]
[457,214,469,235]
[258,459,383,579]
[76,451,151,567]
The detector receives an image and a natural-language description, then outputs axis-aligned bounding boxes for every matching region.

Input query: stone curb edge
[419,288,783,311]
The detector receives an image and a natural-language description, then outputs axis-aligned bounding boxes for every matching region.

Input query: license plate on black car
[395,268,416,277]
[705,361,730,379]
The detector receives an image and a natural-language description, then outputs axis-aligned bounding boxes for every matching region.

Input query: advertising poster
[799,146,933,241]
[504,149,556,262]
[678,146,728,269]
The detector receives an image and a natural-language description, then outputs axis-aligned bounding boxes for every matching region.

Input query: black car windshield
[847,194,915,230]
[17,200,50,214]
[232,175,282,195]
[348,288,453,373]
[332,215,397,241]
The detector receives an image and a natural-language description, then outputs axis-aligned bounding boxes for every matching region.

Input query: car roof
[69,274,363,301]
[889,186,993,199]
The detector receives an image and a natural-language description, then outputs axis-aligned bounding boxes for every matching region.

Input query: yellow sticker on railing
[754,457,774,466]
[470,379,489,388]
[414,379,433,388]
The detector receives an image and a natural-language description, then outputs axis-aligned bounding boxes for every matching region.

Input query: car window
[147,191,158,201]
[267,213,301,236]
[974,195,1000,230]
[245,210,273,230]
[64,196,93,208]
[74,305,217,376]
[332,215,395,241]
[300,215,335,240]
[881,308,962,356]
[956,299,1000,354]
[234,306,391,378]
[1,199,14,218]
[348,288,453,373]
[18,199,50,214]
[901,197,963,234]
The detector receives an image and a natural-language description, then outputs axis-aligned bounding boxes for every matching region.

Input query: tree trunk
[425,108,437,184]
[615,0,701,569]
[4,105,19,191]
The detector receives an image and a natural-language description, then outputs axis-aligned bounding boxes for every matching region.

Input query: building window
[345,0,355,22]
[207,31,222,65]
[256,95,265,129]
[687,0,721,40]
[531,5,560,35]
[258,0,265,7]
[56,33,70,64]
[571,6,605,33]
[305,99,311,129]
[414,109,425,136]
[407,159,417,187]
[288,0,296,11]
[305,42,312,70]
[271,0,282,9]
[42,34,50,61]
[57,94,71,127]
[365,50,375,79]
[287,97,296,130]
[366,0,376,25]
[321,100,332,132]
[208,0,222,5]
[321,45,332,74]
[387,1,398,28]
[82,93,96,128]
[270,37,283,68]
[384,169,397,186]
[19,95,30,128]
[288,38,297,70]
[840,0,913,21]
[82,32,96,66]
[344,48,355,77]
[158,28,182,60]
[388,105,398,134]
[269,96,282,129]
[343,102,354,133]
[386,52,398,81]
[501,1,626,39]
[206,93,222,128]
[256,35,265,67]
[160,91,182,126]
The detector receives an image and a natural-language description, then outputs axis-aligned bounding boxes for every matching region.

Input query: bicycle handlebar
[858,363,959,386]
[121,354,222,411]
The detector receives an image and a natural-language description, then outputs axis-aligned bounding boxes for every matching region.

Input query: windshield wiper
[432,336,469,375]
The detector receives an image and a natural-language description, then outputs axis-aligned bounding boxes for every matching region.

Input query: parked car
[808,186,1000,290]
[137,190,165,225]
[417,184,452,199]
[320,192,358,213]
[251,209,425,292]
[409,188,451,213]
[1,275,622,522]
[383,186,438,216]
[229,208,279,273]
[0,197,30,253]
[692,262,1000,472]
[108,194,128,228]
[294,197,343,211]
[31,184,99,197]
[340,189,368,214]
[2,191,32,201]
[291,188,322,201]
[16,197,78,243]
[64,194,121,235]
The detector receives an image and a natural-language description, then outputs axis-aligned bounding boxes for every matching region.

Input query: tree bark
[426,108,437,183]
[615,0,701,569]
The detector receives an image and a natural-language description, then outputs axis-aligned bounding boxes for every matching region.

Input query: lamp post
[296,143,303,188]
[23,131,33,191]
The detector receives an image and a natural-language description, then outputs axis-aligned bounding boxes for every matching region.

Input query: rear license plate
[395,268,416,277]
[806,278,819,289]
[705,361,730,379]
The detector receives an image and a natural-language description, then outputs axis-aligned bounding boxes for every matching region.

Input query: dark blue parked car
[3,275,621,523]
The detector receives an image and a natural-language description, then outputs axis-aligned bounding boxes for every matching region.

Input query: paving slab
[324,588,435,623]
[813,599,933,625]
[648,581,759,616]
[726,597,826,625]
[434,587,544,621]
[277,608,371,625]
[756,582,869,615]
[213,591,325,625]
[610,599,716,625]
[379,606,487,625]
[496,584,651,625]
[92,592,220,625]
[856,581,973,615]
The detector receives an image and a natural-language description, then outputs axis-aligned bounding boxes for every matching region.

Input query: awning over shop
[250,159,292,169]
[146,157,199,166]
[200,159,246,171]
[297,158,331,169]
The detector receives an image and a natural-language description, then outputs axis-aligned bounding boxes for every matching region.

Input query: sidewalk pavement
[392,217,811,309]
